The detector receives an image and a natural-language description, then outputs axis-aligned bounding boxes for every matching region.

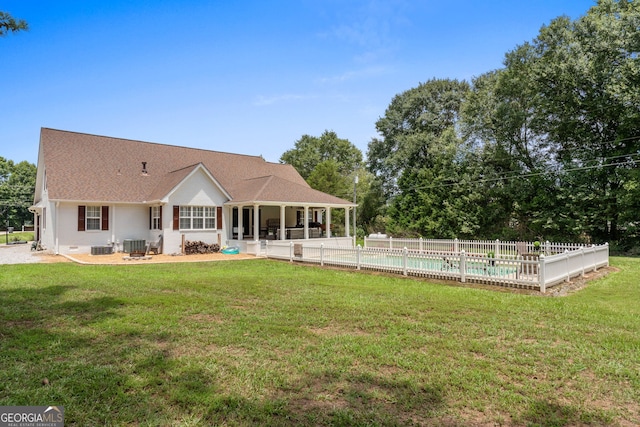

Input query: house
[30,128,355,255]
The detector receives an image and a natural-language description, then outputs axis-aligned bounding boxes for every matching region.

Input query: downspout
[55,201,59,254]
[111,204,116,250]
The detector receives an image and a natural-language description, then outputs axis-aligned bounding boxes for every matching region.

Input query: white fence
[264,240,609,293]
[364,236,586,258]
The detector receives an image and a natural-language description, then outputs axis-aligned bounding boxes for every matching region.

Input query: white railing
[539,244,609,292]
[364,237,586,258]
[265,240,609,293]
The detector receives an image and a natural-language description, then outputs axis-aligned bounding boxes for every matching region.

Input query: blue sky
[2,0,595,166]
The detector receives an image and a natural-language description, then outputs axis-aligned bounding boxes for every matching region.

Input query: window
[86,206,101,230]
[204,207,216,229]
[78,205,109,231]
[178,206,217,230]
[151,206,161,230]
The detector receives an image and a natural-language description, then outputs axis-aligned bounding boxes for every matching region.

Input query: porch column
[326,207,331,238]
[345,207,350,238]
[253,204,260,241]
[304,206,309,239]
[280,205,286,240]
[238,205,244,240]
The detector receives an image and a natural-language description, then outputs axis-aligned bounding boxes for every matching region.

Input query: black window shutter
[101,206,109,230]
[173,206,179,230]
[78,206,86,231]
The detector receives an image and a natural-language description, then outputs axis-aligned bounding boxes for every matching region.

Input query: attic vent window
[141,162,148,176]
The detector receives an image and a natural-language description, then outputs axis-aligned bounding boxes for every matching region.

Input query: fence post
[289,241,294,262]
[364,236,368,248]
[545,240,550,255]
[419,237,423,252]
[356,244,361,270]
[320,243,324,267]
[565,250,570,283]
[403,247,408,276]
[605,242,609,267]
[390,236,393,250]
[460,250,466,283]
[580,247,585,278]
[495,239,500,259]
[454,238,459,253]
[539,254,546,293]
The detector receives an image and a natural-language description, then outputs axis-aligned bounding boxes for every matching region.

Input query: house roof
[227,175,352,206]
[37,128,353,206]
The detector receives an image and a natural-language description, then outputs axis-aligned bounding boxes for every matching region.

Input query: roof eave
[224,200,355,208]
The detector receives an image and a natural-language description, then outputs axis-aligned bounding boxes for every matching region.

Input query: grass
[0,231,34,244]
[0,257,638,426]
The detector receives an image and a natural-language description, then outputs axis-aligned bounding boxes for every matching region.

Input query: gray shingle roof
[227,175,353,205]
[39,128,353,206]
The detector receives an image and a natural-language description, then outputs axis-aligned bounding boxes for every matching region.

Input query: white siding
[165,168,228,254]
[38,166,229,255]
[54,203,150,254]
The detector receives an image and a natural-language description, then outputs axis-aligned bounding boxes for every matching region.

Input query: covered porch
[225,202,355,255]
[224,174,355,255]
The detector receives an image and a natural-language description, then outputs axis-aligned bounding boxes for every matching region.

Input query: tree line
[4,4,639,250]
[281,0,640,252]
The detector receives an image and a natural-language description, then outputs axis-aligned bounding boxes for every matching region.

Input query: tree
[0,11,28,36]
[356,173,386,234]
[458,0,640,243]
[460,58,571,241]
[370,1,640,245]
[524,0,640,242]
[280,130,363,181]
[367,79,472,237]
[368,78,470,199]
[0,158,36,229]
[306,159,350,197]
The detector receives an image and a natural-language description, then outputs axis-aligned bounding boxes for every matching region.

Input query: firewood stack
[183,240,221,254]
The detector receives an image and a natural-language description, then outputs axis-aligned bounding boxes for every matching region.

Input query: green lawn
[0,257,638,426]
[0,231,34,244]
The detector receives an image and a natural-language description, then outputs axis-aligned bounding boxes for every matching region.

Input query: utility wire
[401,159,639,192]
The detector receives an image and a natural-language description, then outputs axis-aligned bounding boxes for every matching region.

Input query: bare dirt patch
[542,266,616,296]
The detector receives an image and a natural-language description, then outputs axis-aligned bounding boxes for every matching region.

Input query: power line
[401,158,639,192]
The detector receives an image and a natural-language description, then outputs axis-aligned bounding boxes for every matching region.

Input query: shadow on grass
[201,370,445,426]
[1,283,232,424]
[517,398,614,426]
[0,284,149,424]
[0,281,448,425]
